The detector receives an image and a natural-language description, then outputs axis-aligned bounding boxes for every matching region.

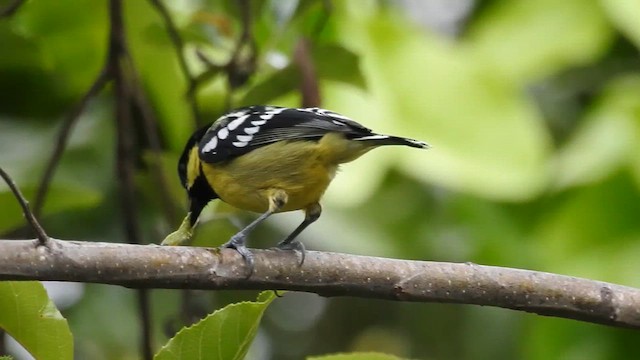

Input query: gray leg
[276,203,321,266]
[222,189,288,277]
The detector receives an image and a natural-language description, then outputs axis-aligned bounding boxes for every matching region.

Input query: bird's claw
[222,234,255,278]
[275,240,306,266]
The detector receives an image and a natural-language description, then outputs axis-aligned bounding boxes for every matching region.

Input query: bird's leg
[161,213,198,246]
[275,203,321,266]
[223,189,288,277]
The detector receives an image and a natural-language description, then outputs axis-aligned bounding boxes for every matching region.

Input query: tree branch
[1,238,639,330]
[0,168,49,246]
[294,37,320,108]
[108,1,153,358]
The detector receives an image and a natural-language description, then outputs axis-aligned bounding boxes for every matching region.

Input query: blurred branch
[125,60,178,223]
[0,167,49,246]
[33,69,110,217]
[148,0,201,125]
[213,0,257,110]
[1,238,639,330]
[0,0,26,18]
[294,38,320,107]
[107,1,153,358]
[226,0,257,90]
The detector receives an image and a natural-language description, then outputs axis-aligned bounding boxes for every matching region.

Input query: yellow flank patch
[200,133,375,213]
[186,146,201,190]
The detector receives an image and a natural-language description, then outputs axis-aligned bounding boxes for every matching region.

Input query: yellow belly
[202,140,338,213]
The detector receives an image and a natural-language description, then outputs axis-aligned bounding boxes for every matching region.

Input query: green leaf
[600,0,640,48]
[468,0,613,82]
[308,353,406,360]
[17,0,107,98]
[154,291,276,360]
[535,173,640,283]
[333,8,552,201]
[125,0,194,151]
[552,75,640,190]
[239,66,298,106]
[314,43,366,89]
[239,43,364,106]
[0,281,73,360]
[0,23,45,69]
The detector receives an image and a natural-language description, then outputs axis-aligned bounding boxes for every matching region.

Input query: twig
[0,167,49,246]
[33,69,110,217]
[223,0,257,109]
[1,239,639,330]
[108,1,153,358]
[148,0,201,125]
[0,0,26,18]
[294,38,320,107]
[151,0,257,113]
[123,53,178,223]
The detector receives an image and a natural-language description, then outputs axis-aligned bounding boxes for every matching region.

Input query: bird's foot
[274,239,306,267]
[222,233,255,278]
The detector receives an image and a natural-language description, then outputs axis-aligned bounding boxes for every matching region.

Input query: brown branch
[1,238,639,330]
[107,1,153,359]
[0,168,49,246]
[109,0,141,245]
[294,38,321,107]
[0,0,26,18]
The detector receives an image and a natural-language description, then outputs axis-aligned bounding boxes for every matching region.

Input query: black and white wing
[198,106,374,163]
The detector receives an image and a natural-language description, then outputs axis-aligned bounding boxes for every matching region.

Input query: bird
[162,105,429,275]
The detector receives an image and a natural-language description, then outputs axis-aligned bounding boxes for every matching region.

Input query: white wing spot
[227,115,249,130]
[353,135,389,141]
[236,135,253,142]
[244,126,260,134]
[232,141,248,147]
[327,112,352,121]
[299,107,352,121]
[260,107,287,120]
[201,136,218,152]
[217,110,248,122]
[218,127,229,140]
[332,120,346,126]
[251,120,267,126]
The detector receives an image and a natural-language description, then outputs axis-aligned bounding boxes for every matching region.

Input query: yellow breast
[202,140,338,213]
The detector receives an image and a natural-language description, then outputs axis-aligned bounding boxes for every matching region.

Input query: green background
[1,0,640,359]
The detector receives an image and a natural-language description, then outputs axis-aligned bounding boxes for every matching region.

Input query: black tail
[351,134,430,149]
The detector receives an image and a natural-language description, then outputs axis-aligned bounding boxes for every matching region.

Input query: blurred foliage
[1,0,640,359]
